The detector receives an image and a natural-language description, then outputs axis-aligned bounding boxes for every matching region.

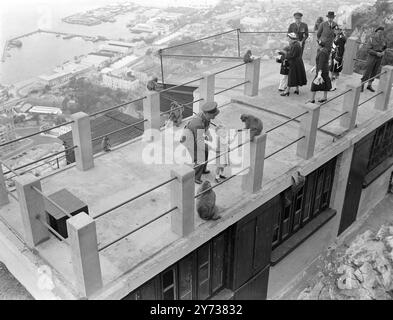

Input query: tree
[54,115,67,125]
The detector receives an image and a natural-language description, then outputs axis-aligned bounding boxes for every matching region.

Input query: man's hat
[287,32,298,40]
[201,101,219,116]
[326,11,335,18]
[294,12,303,18]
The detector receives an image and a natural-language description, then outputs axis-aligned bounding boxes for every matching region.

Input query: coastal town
[0,0,377,181]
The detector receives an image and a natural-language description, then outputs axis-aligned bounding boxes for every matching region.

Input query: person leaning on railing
[360,26,388,93]
[180,101,220,184]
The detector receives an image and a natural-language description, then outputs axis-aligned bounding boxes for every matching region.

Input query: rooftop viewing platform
[1,32,393,299]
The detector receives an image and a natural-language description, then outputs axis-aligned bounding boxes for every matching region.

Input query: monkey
[240,114,263,141]
[168,101,184,127]
[196,181,221,221]
[243,50,254,63]
[101,135,111,152]
[146,77,163,91]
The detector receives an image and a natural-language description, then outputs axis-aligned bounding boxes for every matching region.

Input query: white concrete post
[296,103,320,160]
[375,65,393,111]
[340,84,361,130]
[342,37,360,75]
[143,91,161,141]
[244,57,260,96]
[0,165,9,207]
[170,166,195,237]
[193,89,201,114]
[15,175,49,247]
[241,133,267,193]
[71,112,94,171]
[67,212,103,297]
[198,72,215,112]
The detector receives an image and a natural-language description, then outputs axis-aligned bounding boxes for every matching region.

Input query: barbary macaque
[240,114,263,141]
[243,50,254,63]
[196,181,221,221]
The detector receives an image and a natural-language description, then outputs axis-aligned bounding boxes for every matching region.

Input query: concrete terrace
[0,59,388,299]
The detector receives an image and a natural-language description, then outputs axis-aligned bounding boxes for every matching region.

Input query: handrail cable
[94,177,177,220]
[358,91,383,107]
[0,160,20,176]
[214,81,249,95]
[0,120,74,148]
[160,29,238,52]
[319,88,353,107]
[89,96,147,118]
[266,111,309,133]
[98,206,178,252]
[195,166,249,198]
[160,53,244,60]
[158,77,204,94]
[36,216,69,244]
[7,190,18,202]
[360,70,387,86]
[31,186,73,218]
[318,112,349,129]
[92,119,147,142]
[213,62,247,76]
[3,146,77,175]
[264,136,306,160]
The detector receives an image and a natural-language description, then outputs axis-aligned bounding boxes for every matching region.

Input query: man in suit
[288,12,309,55]
[317,11,338,51]
[361,26,387,92]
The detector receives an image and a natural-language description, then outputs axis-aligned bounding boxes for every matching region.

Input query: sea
[0,0,220,85]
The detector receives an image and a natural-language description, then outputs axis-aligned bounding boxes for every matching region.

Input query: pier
[1,29,110,62]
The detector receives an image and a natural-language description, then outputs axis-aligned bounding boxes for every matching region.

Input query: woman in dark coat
[330,25,346,91]
[280,33,307,96]
[309,40,332,103]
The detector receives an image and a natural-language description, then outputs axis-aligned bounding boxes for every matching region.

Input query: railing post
[71,112,94,171]
[143,91,161,141]
[197,72,215,113]
[14,175,49,247]
[309,35,318,65]
[340,84,361,130]
[170,166,195,237]
[342,37,360,75]
[66,212,103,297]
[241,133,267,193]
[0,165,10,207]
[375,65,393,111]
[296,103,320,160]
[244,57,260,96]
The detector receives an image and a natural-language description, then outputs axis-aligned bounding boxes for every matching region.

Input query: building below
[0,111,16,155]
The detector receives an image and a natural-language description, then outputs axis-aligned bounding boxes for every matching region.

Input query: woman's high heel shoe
[294,90,299,95]
[280,91,289,96]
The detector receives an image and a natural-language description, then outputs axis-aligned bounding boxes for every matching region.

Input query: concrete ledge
[271,209,336,266]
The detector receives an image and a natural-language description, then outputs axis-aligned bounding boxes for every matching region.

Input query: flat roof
[0,60,387,299]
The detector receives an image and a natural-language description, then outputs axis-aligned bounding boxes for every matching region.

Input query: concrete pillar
[241,133,267,193]
[309,35,318,65]
[193,89,201,114]
[375,65,393,111]
[143,91,161,141]
[15,175,49,247]
[342,37,360,75]
[198,72,215,111]
[0,165,9,207]
[170,166,195,237]
[329,146,354,237]
[340,84,361,130]
[71,112,94,171]
[66,212,103,297]
[296,103,320,160]
[244,57,261,96]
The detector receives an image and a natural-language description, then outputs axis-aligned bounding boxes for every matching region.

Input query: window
[197,243,211,300]
[162,267,177,300]
[178,256,193,300]
[272,158,336,249]
[368,119,393,172]
[211,234,225,293]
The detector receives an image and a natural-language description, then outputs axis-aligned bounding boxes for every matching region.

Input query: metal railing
[36,216,69,244]
[265,136,306,159]
[97,206,177,252]
[94,177,177,220]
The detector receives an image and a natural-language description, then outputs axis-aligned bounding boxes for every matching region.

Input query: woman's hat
[287,32,298,40]
[294,12,303,18]
[201,101,219,116]
[375,26,385,32]
[326,11,335,18]
[333,25,341,30]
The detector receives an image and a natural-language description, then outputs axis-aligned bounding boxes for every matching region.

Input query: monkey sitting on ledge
[239,114,263,141]
[196,181,221,221]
